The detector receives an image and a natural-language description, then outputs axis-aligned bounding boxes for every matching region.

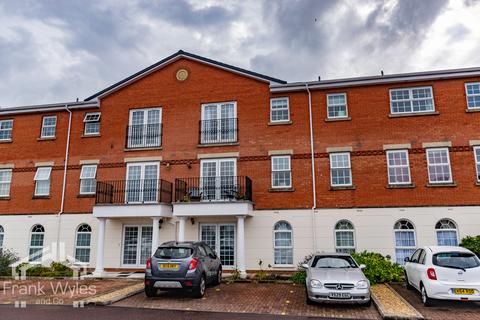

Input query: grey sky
[0,0,479,107]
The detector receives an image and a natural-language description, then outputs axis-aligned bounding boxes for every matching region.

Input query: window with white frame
[34,167,52,196]
[0,169,12,197]
[29,224,45,263]
[271,156,292,188]
[466,83,480,109]
[83,112,101,135]
[474,147,480,182]
[435,219,458,246]
[327,93,348,119]
[0,120,13,141]
[274,221,293,265]
[80,165,97,194]
[394,220,416,265]
[127,108,162,148]
[0,225,4,249]
[41,116,57,138]
[200,102,237,144]
[390,87,434,114]
[270,98,290,122]
[330,152,352,186]
[335,220,355,253]
[75,224,92,263]
[386,150,411,185]
[426,148,452,184]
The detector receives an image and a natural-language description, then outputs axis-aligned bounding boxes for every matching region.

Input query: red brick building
[0,51,479,275]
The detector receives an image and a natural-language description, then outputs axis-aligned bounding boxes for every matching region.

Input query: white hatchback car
[404,246,480,306]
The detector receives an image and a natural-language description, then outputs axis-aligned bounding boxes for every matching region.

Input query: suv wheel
[145,286,157,298]
[192,275,206,298]
[421,285,433,307]
[214,268,222,286]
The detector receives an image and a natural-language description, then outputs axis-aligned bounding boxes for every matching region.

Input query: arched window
[435,219,458,246]
[29,224,45,263]
[75,224,92,263]
[394,220,416,265]
[0,225,4,249]
[274,221,293,265]
[335,220,355,253]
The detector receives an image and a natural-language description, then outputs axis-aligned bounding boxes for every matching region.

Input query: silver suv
[145,241,222,298]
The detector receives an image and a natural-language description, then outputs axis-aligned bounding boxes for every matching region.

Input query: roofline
[270,67,480,93]
[0,101,99,116]
[85,50,287,101]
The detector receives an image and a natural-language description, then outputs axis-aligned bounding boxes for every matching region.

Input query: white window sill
[325,117,351,122]
[272,264,295,268]
[37,137,56,141]
[465,108,480,113]
[389,111,439,118]
[268,120,292,126]
[330,185,356,191]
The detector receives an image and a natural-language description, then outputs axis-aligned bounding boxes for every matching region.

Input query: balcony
[173,176,253,218]
[93,179,173,219]
[175,176,252,202]
[199,118,238,145]
[126,123,162,149]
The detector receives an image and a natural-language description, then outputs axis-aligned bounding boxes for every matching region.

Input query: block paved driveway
[391,283,480,320]
[113,282,380,319]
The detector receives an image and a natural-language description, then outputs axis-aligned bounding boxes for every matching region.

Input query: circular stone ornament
[176,69,189,81]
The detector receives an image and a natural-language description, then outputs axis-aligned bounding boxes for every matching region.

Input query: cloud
[0,0,479,107]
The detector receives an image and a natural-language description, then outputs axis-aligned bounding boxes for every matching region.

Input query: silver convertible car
[303,253,371,306]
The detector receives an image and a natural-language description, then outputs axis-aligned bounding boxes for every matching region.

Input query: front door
[200,158,236,200]
[126,162,160,203]
[122,225,153,267]
[200,224,235,267]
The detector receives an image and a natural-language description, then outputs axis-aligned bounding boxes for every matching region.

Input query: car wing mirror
[404,257,410,263]
[209,253,217,259]
[359,264,366,270]
[301,263,309,269]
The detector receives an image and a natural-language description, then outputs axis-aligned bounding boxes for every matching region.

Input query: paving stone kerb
[371,284,423,320]
[114,282,381,319]
[84,282,144,306]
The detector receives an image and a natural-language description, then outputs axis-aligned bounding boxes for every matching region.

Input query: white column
[93,218,106,277]
[151,217,160,255]
[178,217,187,241]
[236,215,247,279]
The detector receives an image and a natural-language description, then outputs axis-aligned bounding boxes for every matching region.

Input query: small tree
[0,249,19,276]
[460,235,480,257]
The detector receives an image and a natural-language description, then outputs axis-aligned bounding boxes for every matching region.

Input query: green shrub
[351,251,403,285]
[0,249,19,276]
[290,253,313,284]
[15,261,73,277]
[460,235,480,257]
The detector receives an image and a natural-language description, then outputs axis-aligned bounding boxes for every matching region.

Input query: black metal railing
[126,123,162,149]
[199,118,238,144]
[95,179,172,204]
[175,176,252,202]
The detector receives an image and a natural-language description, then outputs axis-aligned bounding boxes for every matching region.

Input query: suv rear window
[155,247,193,259]
[433,252,480,269]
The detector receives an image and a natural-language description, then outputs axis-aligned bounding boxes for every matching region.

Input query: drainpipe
[306,84,317,253]
[56,104,72,260]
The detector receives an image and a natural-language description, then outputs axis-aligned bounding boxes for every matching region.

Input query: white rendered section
[93,204,172,218]
[178,216,187,241]
[93,218,106,276]
[173,201,253,217]
[151,217,160,255]
[237,216,247,278]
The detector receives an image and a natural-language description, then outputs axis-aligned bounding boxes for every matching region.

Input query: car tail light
[188,258,198,271]
[427,268,437,280]
[146,258,152,271]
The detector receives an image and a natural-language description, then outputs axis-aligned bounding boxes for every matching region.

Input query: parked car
[303,253,371,306]
[144,241,222,298]
[404,246,480,306]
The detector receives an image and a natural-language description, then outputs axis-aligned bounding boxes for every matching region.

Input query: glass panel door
[129,110,145,148]
[220,103,235,141]
[201,160,217,200]
[146,109,161,146]
[200,159,236,200]
[126,163,159,203]
[200,224,235,267]
[126,165,142,203]
[220,160,236,199]
[202,105,218,143]
[123,226,138,265]
[123,225,153,266]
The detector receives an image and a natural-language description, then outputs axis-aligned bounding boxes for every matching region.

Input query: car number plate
[159,263,179,270]
[329,292,351,299]
[453,288,474,295]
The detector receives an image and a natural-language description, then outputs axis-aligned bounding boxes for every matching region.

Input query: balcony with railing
[175,176,252,202]
[96,179,172,205]
[199,118,238,145]
[126,123,162,149]
[173,176,253,217]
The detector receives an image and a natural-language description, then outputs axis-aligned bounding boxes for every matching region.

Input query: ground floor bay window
[122,225,153,267]
[200,223,236,267]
